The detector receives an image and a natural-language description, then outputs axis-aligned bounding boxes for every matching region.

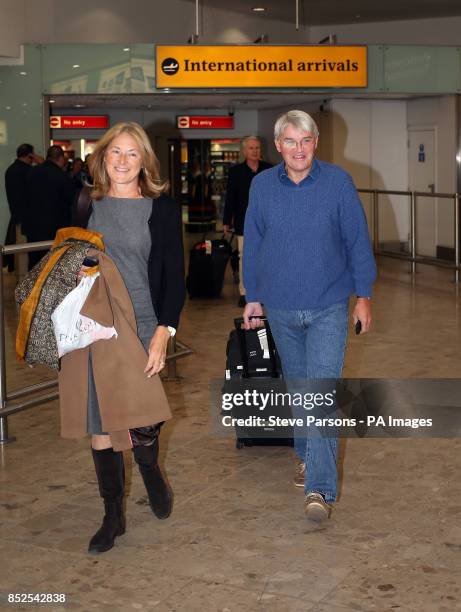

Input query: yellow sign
[156,45,367,89]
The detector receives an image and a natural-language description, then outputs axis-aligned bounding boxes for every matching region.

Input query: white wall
[0,0,25,57]
[370,101,409,245]
[329,99,409,243]
[309,15,461,46]
[407,96,457,248]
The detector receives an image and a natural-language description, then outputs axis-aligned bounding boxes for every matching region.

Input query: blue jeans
[266,302,349,502]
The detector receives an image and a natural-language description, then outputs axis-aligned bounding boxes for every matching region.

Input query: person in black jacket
[223,136,272,306]
[4,143,43,271]
[24,145,75,269]
[75,121,185,554]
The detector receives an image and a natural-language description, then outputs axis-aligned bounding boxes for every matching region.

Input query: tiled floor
[1,255,461,611]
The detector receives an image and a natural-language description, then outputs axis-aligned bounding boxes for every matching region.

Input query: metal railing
[358,188,461,283]
[0,241,193,444]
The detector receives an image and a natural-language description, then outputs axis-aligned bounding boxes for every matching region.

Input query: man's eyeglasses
[282,138,315,149]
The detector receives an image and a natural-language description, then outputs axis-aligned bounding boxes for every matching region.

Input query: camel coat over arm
[58,250,172,451]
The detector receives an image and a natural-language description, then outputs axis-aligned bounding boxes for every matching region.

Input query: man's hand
[223,224,231,234]
[144,326,170,377]
[243,302,264,330]
[352,298,372,334]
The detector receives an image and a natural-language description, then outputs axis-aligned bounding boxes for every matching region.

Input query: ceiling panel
[193,0,461,26]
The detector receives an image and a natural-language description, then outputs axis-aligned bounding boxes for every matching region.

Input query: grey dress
[86,196,158,434]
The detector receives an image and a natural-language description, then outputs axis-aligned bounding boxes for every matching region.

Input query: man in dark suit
[4,144,43,271]
[24,145,75,269]
[223,136,272,307]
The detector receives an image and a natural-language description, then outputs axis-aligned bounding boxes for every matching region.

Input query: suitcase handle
[233,317,279,378]
[233,316,267,329]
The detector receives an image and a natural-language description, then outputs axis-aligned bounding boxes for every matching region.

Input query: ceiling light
[252,7,266,12]
[74,104,85,108]
[49,99,55,103]
[123,47,130,52]
[72,64,80,69]
[20,71,27,76]
[5,106,11,110]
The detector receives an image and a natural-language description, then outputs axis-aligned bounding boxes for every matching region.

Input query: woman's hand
[144,326,170,378]
[77,266,92,282]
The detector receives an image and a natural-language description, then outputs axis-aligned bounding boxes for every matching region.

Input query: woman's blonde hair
[89,121,168,200]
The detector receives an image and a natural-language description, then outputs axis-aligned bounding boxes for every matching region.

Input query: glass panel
[0,45,43,240]
[130,44,156,93]
[384,46,461,93]
[41,44,131,94]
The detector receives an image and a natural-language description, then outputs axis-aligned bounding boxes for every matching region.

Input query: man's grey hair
[241,135,261,150]
[240,135,261,161]
[274,110,319,141]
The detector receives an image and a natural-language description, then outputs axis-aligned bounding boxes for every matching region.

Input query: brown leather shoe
[293,459,305,488]
[304,492,331,523]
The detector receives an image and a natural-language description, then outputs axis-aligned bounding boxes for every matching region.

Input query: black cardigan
[74,190,185,329]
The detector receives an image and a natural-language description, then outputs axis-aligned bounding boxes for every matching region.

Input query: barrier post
[373,191,379,254]
[0,248,15,444]
[165,336,179,381]
[455,194,460,284]
[410,192,417,277]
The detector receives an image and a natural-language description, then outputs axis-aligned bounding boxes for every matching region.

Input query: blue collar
[278,158,320,187]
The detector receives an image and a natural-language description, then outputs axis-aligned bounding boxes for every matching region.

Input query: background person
[243,110,376,523]
[24,145,75,269]
[4,143,43,272]
[70,156,84,189]
[80,122,185,554]
[223,136,272,307]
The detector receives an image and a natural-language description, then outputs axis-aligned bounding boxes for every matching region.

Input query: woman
[80,122,185,554]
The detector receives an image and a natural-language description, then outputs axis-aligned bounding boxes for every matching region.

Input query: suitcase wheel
[236,438,253,449]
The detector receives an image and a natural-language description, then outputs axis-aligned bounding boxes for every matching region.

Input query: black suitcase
[225,231,240,285]
[186,236,232,298]
[223,317,293,448]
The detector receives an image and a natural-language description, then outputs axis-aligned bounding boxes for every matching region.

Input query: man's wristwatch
[167,326,176,337]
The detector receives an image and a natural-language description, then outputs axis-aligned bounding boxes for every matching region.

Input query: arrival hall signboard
[156,45,367,89]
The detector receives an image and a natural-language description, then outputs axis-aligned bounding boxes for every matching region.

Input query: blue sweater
[243,159,377,309]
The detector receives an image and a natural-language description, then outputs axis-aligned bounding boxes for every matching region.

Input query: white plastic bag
[51,272,117,358]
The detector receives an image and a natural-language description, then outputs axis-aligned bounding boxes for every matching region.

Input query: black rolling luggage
[226,232,240,285]
[223,317,293,448]
[186,236,232,298]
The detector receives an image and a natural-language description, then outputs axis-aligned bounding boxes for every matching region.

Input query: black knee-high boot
[88,447,125,554]
[132,438,172,519]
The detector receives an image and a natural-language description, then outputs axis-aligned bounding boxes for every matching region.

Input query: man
[223,136,272,307]
[70,157,84,189]
[243,110,376,522]
[4,144,43,271]
[24,145,75,269]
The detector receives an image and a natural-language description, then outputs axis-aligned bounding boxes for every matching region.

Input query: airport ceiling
[190,0,461,25]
